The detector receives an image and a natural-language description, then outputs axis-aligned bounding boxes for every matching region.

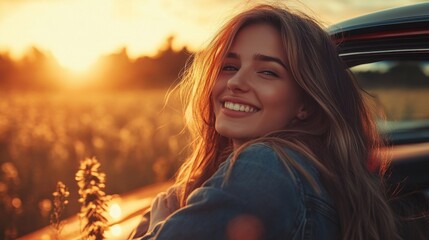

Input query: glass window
[350,60,429,136]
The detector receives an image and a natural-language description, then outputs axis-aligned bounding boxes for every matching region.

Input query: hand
[148,186,180,232]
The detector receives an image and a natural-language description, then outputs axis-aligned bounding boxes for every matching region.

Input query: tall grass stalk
[75,157,109,240]
[50,181,69,240]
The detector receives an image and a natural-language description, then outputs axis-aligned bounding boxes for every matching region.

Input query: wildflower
[50,181,69,240]
[75,157,109,240]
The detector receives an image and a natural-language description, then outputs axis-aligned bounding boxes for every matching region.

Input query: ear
[296,105,308,120]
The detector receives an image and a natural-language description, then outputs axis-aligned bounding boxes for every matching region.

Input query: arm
[140,144,306,240]
[132,186,180,238]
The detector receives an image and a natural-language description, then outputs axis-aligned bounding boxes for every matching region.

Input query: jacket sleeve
[131,209,151,239]
[139,144,306,240]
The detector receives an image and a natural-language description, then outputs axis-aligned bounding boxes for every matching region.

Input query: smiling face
[211,23,306,149]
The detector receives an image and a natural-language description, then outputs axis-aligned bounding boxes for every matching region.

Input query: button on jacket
[134,143,339,240]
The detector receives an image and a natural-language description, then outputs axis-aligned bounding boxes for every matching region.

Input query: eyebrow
[225,52,287,69]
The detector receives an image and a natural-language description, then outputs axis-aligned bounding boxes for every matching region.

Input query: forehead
[228,23,286,60]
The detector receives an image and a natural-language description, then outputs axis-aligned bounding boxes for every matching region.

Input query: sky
[0,0,427,72]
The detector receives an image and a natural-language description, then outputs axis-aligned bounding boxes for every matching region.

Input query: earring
[297,112,307,120]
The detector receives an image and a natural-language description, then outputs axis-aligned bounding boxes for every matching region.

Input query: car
[19,2,429,239]
[328,1,429,201]
[329,2,429,237]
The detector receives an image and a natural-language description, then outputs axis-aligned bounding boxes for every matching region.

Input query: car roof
[328,2,429,35]
[327,2,429,67]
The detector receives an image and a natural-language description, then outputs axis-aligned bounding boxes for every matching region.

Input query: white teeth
[233,104,240,111]
[224,101,257,113]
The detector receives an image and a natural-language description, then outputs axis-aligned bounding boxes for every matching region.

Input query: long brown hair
[175,4,399,240]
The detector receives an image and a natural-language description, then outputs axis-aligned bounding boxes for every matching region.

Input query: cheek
[260,87,302,123]
[264,104,293,129]
[211,79,226,107]
[259,86,292,110]
[211,81,222,97]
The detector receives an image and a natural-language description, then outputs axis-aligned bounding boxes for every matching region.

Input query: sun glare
[55,50,98,74]
[0,0,136,74]
[109,203,122,220]
[0,0,407,88]
[0,0,236,69]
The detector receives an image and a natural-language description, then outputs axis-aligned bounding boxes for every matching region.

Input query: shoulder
[232,143,282,169]
[223,142,331,201]
[206,142,305,187]
[232,143,338,233]
[211,143,310,236]
[230,142,317,178]
[210,143,311,198]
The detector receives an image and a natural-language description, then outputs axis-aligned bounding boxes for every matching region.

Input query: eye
[221,65,238,72]
[259,70,279,77]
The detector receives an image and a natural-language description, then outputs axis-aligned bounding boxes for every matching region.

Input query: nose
[226,69,250,92]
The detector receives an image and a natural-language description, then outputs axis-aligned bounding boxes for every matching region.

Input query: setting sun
[0,0,133,73]
[54,50,98,74]
[0,0,235,75]
[0,0,425,86]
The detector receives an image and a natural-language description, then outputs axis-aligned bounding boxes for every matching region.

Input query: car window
[350,60,429,136]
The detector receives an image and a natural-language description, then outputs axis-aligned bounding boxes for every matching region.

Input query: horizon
[0,0,427,74]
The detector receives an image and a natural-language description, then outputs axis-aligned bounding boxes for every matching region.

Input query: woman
[133,4,400,240]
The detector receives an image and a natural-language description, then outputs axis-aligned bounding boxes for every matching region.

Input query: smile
[223,101,259,113]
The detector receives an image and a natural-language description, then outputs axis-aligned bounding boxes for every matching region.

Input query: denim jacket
[133,143,339,240]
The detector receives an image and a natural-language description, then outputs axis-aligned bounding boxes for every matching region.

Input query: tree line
[0,36,191,92]
[355,61,429,89]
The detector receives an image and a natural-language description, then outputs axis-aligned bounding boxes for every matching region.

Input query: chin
[216,126,258,143]
[216,126,244,138]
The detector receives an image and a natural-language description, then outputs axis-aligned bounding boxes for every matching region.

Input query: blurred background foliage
[0,36,190,92]
[0,36,189,237]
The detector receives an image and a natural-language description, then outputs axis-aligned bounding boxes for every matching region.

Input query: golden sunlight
[109,203,122,220]
[0,0,176,74]
[0,0,240,71]
[55,50,99,74]
[0,0,424,89]
[109,224,123,237]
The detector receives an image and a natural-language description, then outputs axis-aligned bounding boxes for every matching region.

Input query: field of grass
[367,88,429,121]
[0,90,187,237]
[1,87,428,237]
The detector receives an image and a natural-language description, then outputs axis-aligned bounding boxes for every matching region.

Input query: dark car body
[329,2,429,195]
[329,2,429,68]
[329,3,429,236]
[20,3,429,239]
